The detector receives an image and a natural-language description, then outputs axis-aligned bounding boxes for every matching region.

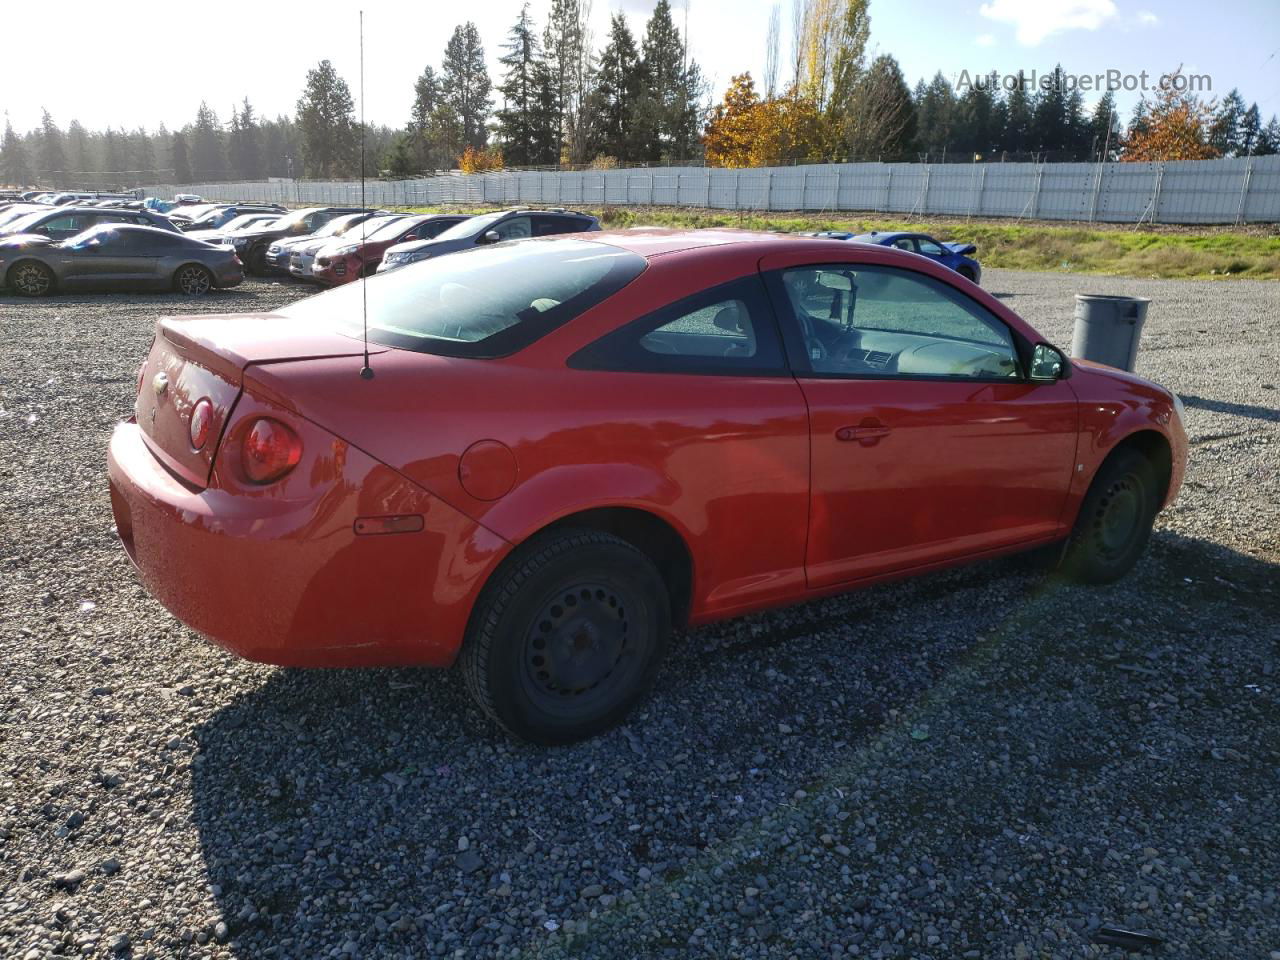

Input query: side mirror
[1030,343,1067,381]
[481,230,500,244]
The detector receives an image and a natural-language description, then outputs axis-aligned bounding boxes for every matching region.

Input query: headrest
[713,303,746,333]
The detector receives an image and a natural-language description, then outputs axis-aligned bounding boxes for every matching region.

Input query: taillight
[189,398,213,450]
[242,418,302,484]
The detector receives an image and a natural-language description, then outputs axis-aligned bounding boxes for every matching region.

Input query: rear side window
[571,276,787,376]
[280,238,646,358]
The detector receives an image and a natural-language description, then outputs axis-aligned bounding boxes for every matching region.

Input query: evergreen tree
[1,118,33,186]
[131,128,155,183]
[408,65,447,170]
[1003,74,1033,155]
[496,4,543,166]
[191,102,226,180]
[636,0,704,162]
[229,98,262,178]
[295,60,358,176]
[529,56,563,165]
[1029,66,1070,155]
[1238,102,1261,155]
[951,83,998,158]
[1255,116,1280,156]
[1089,91,1119,160]
[154,123,171,182]
[102,128,123,182]
[1209,89,1246,156]
[67,120,91,178]
[913,72,955,158]
[172,131,192,183]
[441,22,493,153]
[40,110,66,181]
[590,13,643,160]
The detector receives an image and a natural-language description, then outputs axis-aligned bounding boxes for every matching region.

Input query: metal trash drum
[1071,294,1150,372]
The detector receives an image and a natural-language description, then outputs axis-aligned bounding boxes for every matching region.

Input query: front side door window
[764,261,1078,587]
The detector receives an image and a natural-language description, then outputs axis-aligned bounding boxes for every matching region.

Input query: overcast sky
[2,0,1277,135]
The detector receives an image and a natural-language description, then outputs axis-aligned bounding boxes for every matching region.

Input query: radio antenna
[358,9,374,380]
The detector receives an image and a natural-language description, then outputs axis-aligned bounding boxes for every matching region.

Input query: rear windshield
[278,238,646,358]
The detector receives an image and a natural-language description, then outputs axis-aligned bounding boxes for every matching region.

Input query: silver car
[0,224,243,297]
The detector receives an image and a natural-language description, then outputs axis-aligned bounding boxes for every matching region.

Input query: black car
[0,205,180,241]
[377,208,600,273]
[231,206,373,275]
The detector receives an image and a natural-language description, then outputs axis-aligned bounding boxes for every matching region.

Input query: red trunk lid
[135,313,381,488]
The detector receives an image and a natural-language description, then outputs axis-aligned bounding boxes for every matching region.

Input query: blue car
[810,230,982,285]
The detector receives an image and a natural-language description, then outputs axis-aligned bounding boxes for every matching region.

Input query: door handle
[836,421,891,443]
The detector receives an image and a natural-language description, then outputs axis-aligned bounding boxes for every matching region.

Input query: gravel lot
[1,269,1277,960]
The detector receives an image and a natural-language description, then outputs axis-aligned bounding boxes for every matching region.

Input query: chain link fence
[143,155,1280,224]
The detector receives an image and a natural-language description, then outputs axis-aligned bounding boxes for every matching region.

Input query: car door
[761,255,1080,588]
[570,275,811,616]
[63,229,162,287]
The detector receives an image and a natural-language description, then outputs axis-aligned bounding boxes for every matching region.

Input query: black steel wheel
[461,529,670,744]
[9,261,54,297]
[1061,447,1158,584]
[175,264,213,295]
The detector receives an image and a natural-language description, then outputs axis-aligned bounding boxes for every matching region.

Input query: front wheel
[9,261,55,297]
[174,264,213,295]
[1061,448,1158,584]
[461,529,671,745]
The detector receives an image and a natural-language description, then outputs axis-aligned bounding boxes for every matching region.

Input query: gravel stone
[0,271,1277,958]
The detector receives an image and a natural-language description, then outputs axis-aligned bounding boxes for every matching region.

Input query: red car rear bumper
[107,420,507,667]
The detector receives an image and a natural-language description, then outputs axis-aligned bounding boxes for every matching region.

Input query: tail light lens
[242,418,302,484]
[189,398,213,450]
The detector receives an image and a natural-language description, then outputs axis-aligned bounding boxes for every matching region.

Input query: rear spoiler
[943,241,976,256]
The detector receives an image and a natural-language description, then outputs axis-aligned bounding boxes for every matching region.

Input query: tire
[1060,447,1158,584]
[174,264,213,295]
[461,529,671,745]
[246,243,269,275]
[9,260,55,297]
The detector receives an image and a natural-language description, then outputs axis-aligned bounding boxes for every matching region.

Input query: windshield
[222,214,276,232]
[4,210,52,233]
[269,208,318,232]
[361,216,417,243]
[431,210,504,243]
[279,238,646,358]
[336,214,401,242]
[314,213,371,237]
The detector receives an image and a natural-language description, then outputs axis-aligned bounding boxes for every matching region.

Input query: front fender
[1066,362,1188,519]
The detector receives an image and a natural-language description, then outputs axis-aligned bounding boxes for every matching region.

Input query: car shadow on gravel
[187,530,1278,957]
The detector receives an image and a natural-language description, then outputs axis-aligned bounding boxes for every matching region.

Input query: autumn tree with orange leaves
[1123,68,1219,162]
[458,144,504,173]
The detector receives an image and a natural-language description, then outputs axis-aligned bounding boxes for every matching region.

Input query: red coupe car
[107,230,1187,743]
[310,213,469,286]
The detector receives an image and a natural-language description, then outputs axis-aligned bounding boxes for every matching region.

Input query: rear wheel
[1061,448,1158,584]
[9,261,54,297]
[461,529,670,745]
[174,264,213,295]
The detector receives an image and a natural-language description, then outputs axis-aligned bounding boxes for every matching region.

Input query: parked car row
[0,200,607,296]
